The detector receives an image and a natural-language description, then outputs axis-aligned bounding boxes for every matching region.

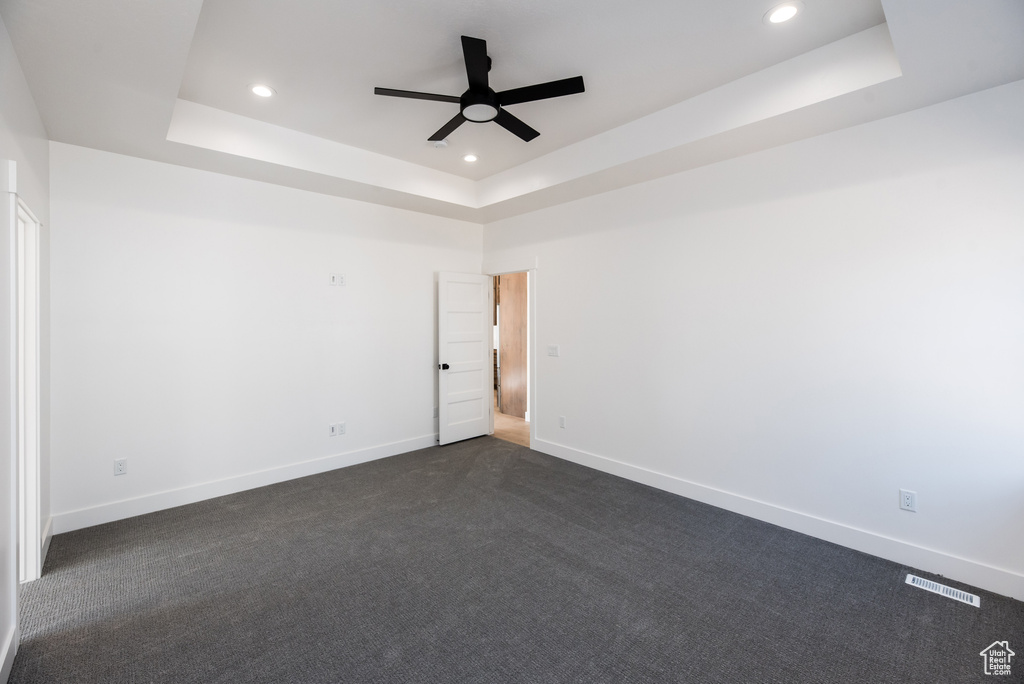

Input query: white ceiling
[179,0,886,180]
[2,0,1023,222]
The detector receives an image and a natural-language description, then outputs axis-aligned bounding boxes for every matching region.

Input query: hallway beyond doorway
[493,391,529,447]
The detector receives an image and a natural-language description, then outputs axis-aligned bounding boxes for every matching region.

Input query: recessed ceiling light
[250,84,275,98]
[764,1,803,24]
[463,154,478,163]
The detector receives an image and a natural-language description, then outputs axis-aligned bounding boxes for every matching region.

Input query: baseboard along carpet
[11,437,1024,683]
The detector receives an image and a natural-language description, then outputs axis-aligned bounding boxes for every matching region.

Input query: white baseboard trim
[533,438,1024,601]
[52,435,438,535]
[1,624,17,684]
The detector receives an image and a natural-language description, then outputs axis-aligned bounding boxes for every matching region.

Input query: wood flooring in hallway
[494,391,530,447]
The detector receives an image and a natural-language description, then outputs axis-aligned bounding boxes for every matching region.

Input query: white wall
[484,80,1024,599]
[1,12,50,682]
[49,143,481,531]
[0,28,47,224]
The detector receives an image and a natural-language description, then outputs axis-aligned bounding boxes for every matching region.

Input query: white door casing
[15,198,41,583]
[438,272,493,445]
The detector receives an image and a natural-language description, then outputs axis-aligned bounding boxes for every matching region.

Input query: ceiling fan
[374,35,585,143]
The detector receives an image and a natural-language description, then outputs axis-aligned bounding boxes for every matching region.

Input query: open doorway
[492,272,529,447]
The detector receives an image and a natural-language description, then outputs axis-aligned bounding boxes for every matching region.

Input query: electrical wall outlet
[329,422,346,437]
[114,458,127,476]
[899,489,917,512]
[558,416,566,429]
[329,273,346,286]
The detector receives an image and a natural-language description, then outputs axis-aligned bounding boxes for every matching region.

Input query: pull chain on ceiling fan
[374,35,585,142]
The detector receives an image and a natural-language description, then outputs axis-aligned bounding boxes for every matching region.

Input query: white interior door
[438,272,493,445]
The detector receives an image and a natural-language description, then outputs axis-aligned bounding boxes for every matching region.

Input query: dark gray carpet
[11,437,1024,683]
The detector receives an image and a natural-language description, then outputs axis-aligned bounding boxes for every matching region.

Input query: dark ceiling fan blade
[461,36,490,91]
[497,76,585,106]
[374,87,460,104]
[428,112,468,141]
[494,109,540,142]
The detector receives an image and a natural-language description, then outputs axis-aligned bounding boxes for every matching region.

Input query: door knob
[438,363,450,370]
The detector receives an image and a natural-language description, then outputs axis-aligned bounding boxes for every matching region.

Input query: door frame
[487,263,537,449]
[13,196,42,583]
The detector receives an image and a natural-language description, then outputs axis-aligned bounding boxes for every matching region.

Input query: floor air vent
[905,574,980,607]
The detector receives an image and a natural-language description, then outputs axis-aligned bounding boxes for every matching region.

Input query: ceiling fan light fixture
[460,88,501,122]
[765,2,803,24]
[463,103,499,122]
[250,84,275,97]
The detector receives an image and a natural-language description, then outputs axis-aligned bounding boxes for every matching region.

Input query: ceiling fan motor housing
[461,89,500,122]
